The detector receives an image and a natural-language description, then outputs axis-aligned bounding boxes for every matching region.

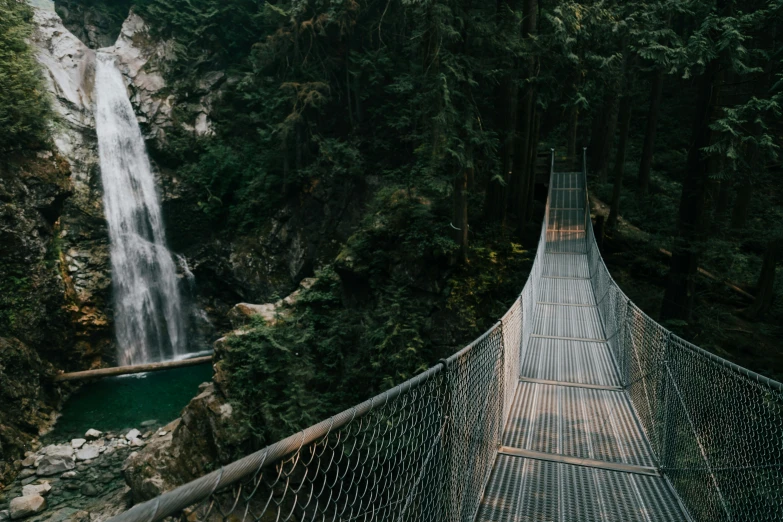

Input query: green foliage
[0,0,51,152]
[221,186,527,442]
[0,268,33,331]
[123,0,783,433]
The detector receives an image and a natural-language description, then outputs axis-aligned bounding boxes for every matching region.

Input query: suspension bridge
[109,151,783,522]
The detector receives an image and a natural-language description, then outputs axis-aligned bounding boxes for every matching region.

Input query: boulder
[123,384,248,503]
[36,456,75,476]
[228,278,315,329]
[66,510,90,522]
[22,483,51,497]
[75,446,99,461]
[71,438,86,449]
[80,483,98,497]
[9,495,46,519]
[84,429,102,440]
[44,444,73,459]
[0,510,9,521]
[125,429,141,441]
[20,456,36,468]
[18,469,36,479]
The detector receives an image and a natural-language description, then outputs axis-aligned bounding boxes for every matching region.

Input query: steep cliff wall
[31,6,114,367]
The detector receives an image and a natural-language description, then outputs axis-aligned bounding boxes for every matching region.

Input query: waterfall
[95,53,187,365]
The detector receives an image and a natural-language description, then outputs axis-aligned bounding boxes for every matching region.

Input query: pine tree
[0,0,51,152]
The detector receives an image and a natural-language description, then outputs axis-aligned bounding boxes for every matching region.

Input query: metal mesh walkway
[476,171,686,521]
[108,153,783,522]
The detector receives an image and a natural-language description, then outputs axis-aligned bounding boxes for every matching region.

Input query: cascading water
[95,52,187,365]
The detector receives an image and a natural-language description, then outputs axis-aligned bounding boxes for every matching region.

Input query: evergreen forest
[1,0,783,515]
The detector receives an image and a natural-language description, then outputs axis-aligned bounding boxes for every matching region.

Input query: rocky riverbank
[0,424,168,521]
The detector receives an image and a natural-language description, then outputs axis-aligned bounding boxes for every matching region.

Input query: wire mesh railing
[107,156,553,522]
[108,147,783,522]
[581,148,783,522]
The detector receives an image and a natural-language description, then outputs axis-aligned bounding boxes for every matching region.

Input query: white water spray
[95,52,187,365]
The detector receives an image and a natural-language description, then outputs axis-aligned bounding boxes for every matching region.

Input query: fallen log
[53,355,213,382]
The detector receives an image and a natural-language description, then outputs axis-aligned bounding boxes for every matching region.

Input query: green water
[46,364,214,442]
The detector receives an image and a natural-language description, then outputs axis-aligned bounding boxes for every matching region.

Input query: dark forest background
[2,0,782,444]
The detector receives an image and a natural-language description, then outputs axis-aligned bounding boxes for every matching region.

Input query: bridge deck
[476,173,687,521]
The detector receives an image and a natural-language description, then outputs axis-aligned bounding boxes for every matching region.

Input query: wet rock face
[0,338,57,487]
[29,6,115,367]
[54,0,131,50]
[0,152,74,359]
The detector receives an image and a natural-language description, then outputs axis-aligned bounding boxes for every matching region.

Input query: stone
[21,476,39,486]
[61,471,78,479]
[18,469,36,479]
[9,495,46,519]
[140,420,157,427]
[84,429,102,440]
[0,510,8,521]
[21,456,36,468]
[67,511,90,522]
[129,438,144,447]
[75,446,99,461]
[70,438,86,449]
[44,444,74,458]
[37,456,75,476]
[22,483,52,497]
[80,483,98,497]
[125,429,141,441]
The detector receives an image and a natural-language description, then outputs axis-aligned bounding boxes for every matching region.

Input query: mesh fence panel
[108,150,783,522]
[581,152,783,522]
[108,205,549,522]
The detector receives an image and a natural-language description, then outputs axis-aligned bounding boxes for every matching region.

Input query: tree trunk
[597,92,620,183]
[747,238,781,319]
[566,66,581,158]
[589,88,620,182]
[607,92,632,230]
[712,180,731,232]
[525,107,541,223]
[346,56,354,128]
[513,0,537,238]
[55,356,213,382]
[453,166,470,264]
[730,177,752,229]
[485,0,517,223]
[589,108,606,174]
[485,78,516,223]
[638,69,664,196]
[513,91,532,232]
[660,58,721,321]
[566,106,579,159]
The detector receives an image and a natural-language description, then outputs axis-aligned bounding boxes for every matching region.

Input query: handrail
[110,363,447,522]
[579,147,783,393]
[107,147,783,522]
[581,146,783,521]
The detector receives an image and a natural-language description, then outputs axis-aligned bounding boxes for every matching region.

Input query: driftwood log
[53,355,213,382]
